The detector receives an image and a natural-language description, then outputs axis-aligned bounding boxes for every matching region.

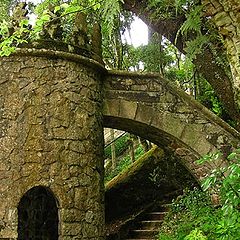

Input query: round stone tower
[0,4,106,240]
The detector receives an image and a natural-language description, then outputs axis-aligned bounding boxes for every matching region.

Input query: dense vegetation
[0,0,239,238]
[158,188,240,240]
[104,134,145,182]
[158,149,240,239]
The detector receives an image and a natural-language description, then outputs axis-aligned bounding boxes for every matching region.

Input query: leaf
[54,5,61,13]
[63,5,82,15]
[227,152,237,160]
[202,177,212,191]
[60,3,69,9]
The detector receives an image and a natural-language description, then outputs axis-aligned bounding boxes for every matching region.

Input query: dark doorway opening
[18,186,59,240]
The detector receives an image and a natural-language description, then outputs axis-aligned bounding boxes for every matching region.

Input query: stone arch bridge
[103,70,240,181]
[0,7,239,238]
[0,49,239,240]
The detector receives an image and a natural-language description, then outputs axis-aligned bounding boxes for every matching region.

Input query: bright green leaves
[158,149,240,239]
[184,228,207,240]
[0,19,29,56]
[197,149,240,217]
[179,5,203,36]
[197,152,222,164]
[176,5,210,60]
[88,0,102,10]
[31,11,51,40]
[158,185,239,240]
[60,4,83,15]
[0,20,9,37]
[101,0,124,36]
[215,212,240,240]
[0,0,105,56]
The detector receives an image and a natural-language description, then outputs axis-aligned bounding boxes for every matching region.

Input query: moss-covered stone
[105,146,198,224]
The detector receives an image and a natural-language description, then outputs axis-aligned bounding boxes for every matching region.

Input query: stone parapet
[104,70,240,182]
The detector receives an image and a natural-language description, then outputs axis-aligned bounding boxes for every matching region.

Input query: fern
[175,4,209,59]
[179,5,203,37]
[101,0,123,36]
[184,35,209,60]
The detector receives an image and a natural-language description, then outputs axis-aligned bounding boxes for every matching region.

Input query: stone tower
[0,5,105,240]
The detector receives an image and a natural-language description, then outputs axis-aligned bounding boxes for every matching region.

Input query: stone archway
[17,186,59,240]
[103,71,240,182]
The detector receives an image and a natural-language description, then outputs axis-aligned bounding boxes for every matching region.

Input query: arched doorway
[18,186,59,240]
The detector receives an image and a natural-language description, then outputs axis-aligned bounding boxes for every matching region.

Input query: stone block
[214,12,232,27]
[134,103,153,125]
[119,100,137,120]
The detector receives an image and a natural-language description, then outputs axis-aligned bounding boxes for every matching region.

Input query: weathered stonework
[103,71,240,182]
[0,50,105,239]
[202,0,240,107]
[1,3,240,236]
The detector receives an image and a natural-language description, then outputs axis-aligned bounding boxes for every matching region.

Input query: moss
[105,146,199,223]
[105,146,164,191]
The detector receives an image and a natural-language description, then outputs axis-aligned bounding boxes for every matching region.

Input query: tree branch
[123,0,240,127]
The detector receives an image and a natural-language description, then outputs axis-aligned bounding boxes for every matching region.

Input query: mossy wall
[0,51,105,239]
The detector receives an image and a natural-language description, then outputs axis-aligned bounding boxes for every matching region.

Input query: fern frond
[185,35,209,60]
[180,5,203,36]
[101,0,123,36]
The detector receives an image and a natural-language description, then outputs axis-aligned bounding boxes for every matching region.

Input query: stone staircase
[124,203,170,240]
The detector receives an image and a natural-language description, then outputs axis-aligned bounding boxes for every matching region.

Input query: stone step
[159,203,171,211]
[129,229,159,239]
[143,212,167,221]
[123,203,171,239]
[151,203,171,212]
[137,220,163,229]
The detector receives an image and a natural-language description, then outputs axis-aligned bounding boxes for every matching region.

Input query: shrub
[158,148,240,240]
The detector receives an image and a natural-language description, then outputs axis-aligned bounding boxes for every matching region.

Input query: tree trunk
[123,0,240,126]
[202,0,240,113]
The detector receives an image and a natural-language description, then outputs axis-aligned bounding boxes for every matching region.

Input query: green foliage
[176,4,210,60]
[197,149,240,216]
[158,149,240,240]
[101,0,123,36]
[0,0,122,57]
[104,145,144,182]
[178,5,203,37]
[102,10,134,69]
[147,0,175,19]
[104,152,132,183]
[158,189,214,240]
[0,0,13,21]
[196,80,224,116]
[158,189,240,240]
[104,134,129,159]
[184,229,207,240]
[184,35,209,60]
[0,19,29,56]
[171,188,210,213]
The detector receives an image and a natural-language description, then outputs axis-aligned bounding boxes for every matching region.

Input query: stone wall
[202,0,240,106]
[0,50,105,239]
